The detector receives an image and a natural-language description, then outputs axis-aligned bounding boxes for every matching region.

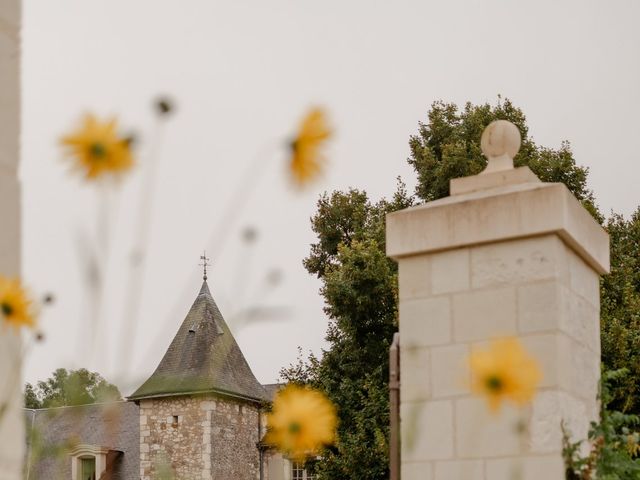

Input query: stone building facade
[129,280,272,480]
[25,278,305,479]
[138,396,261,479]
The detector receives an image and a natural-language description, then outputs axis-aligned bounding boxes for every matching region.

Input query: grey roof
[262,383,285,402]
[25,401,139,480]
[129,281,269,403]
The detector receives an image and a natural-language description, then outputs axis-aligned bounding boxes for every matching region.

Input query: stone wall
[139,394,261,479]
[0,0,23,478]
[396,234,602,478]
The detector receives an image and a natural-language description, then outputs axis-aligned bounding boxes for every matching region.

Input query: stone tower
[129,280,270,479]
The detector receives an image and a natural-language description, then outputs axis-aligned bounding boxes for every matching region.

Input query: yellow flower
[0,276,36,329]
[265,384,337,461]
[61,114,134,180]
[469,337,542,412]
[289,108,332,186]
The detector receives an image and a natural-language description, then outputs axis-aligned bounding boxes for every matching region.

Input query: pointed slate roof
[129,281,268,403]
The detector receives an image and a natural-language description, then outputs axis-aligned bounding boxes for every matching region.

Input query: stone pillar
[387,121,609,480]
[0,0,23,478]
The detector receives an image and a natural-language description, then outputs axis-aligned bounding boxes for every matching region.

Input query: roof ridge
[22,400,128,412]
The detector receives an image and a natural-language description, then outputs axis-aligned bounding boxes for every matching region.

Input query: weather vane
[199,251,211,281]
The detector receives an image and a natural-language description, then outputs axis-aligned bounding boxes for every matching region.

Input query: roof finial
[480,120,521,174]
[199,251,211,281]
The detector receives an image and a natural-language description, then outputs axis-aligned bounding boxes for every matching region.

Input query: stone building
[129,280,270,480]
[25,278,307,480]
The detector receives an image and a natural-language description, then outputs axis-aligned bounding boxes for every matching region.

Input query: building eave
[127,387,269,405]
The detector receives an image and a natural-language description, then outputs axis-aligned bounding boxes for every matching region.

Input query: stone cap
[386,181,609,274]
[450,120,536,195]
[450,166,540,195]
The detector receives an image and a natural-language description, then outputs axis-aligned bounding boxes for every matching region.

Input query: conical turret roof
[129,281,268,403]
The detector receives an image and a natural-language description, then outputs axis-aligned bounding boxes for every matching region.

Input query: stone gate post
[386,120,609,479]
[0,0,24,478]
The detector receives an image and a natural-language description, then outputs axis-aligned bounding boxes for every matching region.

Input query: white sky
[21,0,640,395]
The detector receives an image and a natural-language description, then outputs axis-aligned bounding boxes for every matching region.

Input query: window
[166,414,180,428]
[292,462,304,480]
[70,444,109,480]
[291,461,315,480]
[81,457,96,480]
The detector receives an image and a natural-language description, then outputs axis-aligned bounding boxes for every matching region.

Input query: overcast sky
[21,0,640,394]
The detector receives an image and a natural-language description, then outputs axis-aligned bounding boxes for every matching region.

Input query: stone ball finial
[480,120,521,174]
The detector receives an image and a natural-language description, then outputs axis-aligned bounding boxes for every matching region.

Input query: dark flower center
[123,135,136,148]
[90,143,107,159]
[156,98,173,116]
[486,375,503,392]
[288,421,301,435]
[289,139,299,153]
[1,302,14,317]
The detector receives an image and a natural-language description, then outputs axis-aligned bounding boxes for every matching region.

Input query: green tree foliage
[407,98,601,220]
[24,368,121,409]
[282,184,412,479]
[601,210,640,413]
[563,370,640,479]
[284,97,640,478]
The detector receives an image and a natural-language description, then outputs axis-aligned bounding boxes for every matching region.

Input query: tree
[601,209,640,413]
[283,184,412,479]
[24,368,121,409]
[563,370,640,479]
[407,97,601,219]
[284,97,640,479]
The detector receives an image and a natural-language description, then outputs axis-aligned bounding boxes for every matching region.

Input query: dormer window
[80,457,96,480]
[69,445,110,480]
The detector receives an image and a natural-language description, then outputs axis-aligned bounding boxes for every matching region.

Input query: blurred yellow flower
[0,276,36,329]
[265,384,337,461]
[61,114,134,180]
[469,337,541,413]
[289,108,332,186]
